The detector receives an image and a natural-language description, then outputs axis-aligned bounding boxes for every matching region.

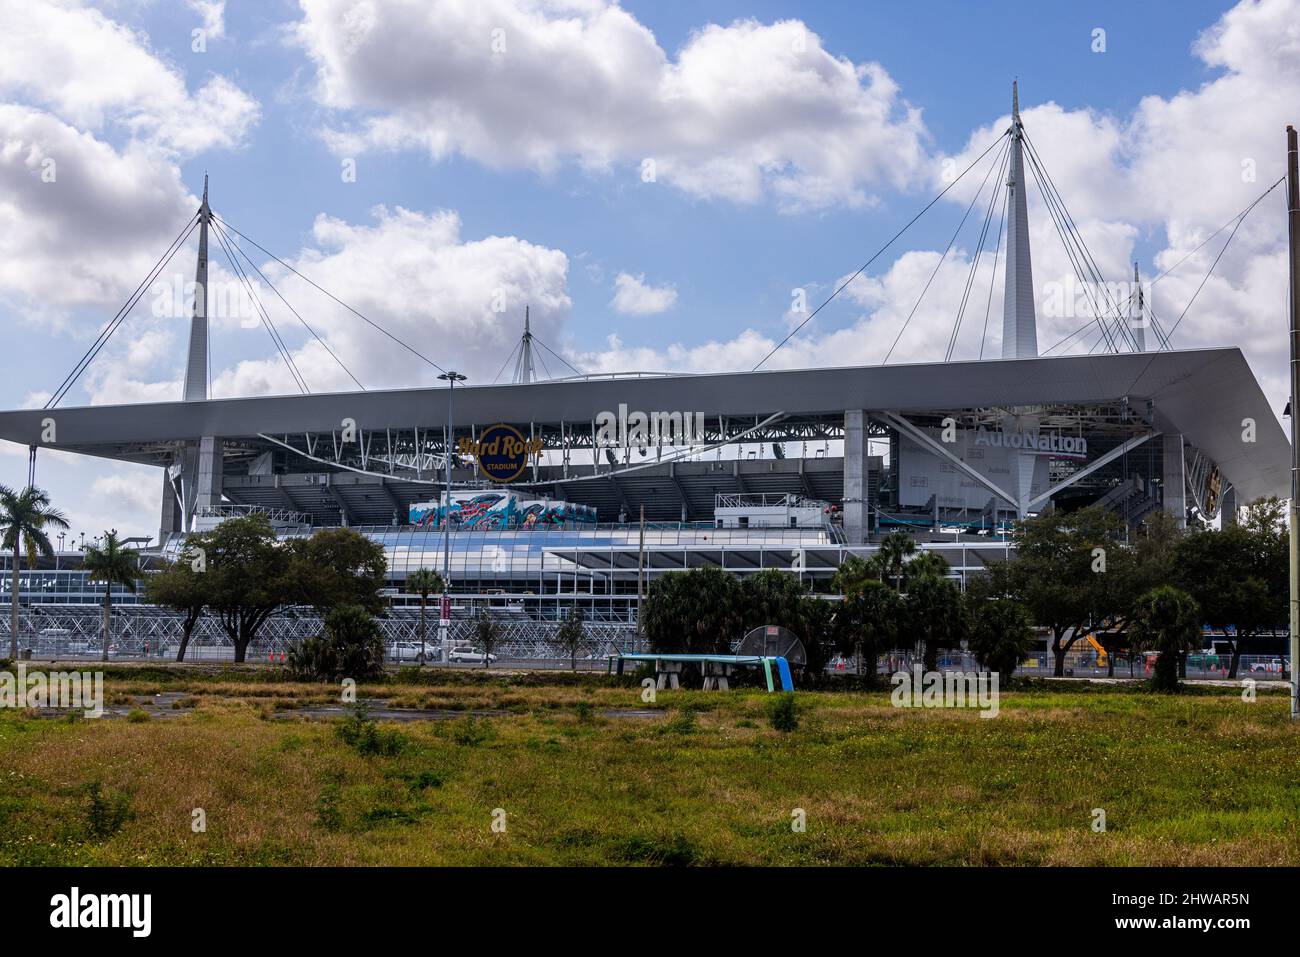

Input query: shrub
[767,693,799,732]
[126,708,149,723]
[84,782,130,839]
[659,706,699,735]
[451,714,494,746]
[336,704,407,757]
[288,605,385,681]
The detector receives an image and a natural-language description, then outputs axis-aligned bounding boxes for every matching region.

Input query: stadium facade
[0,93,1291,657]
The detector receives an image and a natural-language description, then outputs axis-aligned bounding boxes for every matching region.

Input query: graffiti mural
[409,492,597,529]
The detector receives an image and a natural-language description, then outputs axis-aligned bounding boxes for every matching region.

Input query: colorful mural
[409,492,597,529]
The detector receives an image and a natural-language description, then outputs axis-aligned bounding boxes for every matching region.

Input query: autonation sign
[971,426,1087,459]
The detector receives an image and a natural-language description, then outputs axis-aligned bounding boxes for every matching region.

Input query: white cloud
[0,0,257,155]
[187,0,226,40]
[610,272,676,315]
[0,106,198,311]
[931,0,1298,414]
[208,205,572,396]
[291,0,925,211]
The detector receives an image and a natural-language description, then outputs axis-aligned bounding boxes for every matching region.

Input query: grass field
[0,666,1296,866]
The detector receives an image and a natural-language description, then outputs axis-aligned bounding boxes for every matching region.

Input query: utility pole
[1286,125,1300,720]
[437,371,467,662]
[636,504,645,650]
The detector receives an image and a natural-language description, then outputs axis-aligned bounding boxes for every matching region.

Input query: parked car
[386,640,439,663]
[1249,658,1288,675]
[447,644,496,664]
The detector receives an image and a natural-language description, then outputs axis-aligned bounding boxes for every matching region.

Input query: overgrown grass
[0,674,1295,865]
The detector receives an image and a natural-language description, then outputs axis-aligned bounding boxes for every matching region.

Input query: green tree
[874,531,917,590]
[830,554,872,596]
[904,570,967,672]
[82,530,140,661]
[0,485,69,658]
[832,576,900,684]
[740,568,830,673]
[1002,506,1128,676]
[642,566,745,655]
[473,608,500,668]
[969,598,1034,679]
[404,568,444,664]
[287,603,384,681]
[188,514,292,663]
[288,527,388,614]
[902,549,950,587]
[1175,508,1286,678]
[556,605,586,671]
[143,545,208,661]
[1129,585,1201,692]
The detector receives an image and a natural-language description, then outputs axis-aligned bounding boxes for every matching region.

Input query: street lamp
[437,371,467,661]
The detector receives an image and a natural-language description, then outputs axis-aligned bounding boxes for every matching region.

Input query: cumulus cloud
[591,0,1294,415]
[187,0,226,40]
[610,272,676,315]
[0,0,260,341]
[291,0,925,211]
[929,0,1298,410]
[0,0,257,155]
[207,205,571,396]
[0,106,197,311]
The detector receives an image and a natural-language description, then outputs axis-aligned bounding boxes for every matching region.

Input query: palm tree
[875,531,917,590]
[0,485,70,658]
[82,530,140,661]
[405,568,444,664]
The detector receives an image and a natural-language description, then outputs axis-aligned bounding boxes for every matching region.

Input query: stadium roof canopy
[0,345,1288,503]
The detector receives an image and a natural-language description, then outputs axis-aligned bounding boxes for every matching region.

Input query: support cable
[210,217,309,393]
[47,211,200,408]
[211,213,447,375]
[216,219,366,390]
[978,182,1009,360]
[885,134,1012,364]
[1022,131,1141,352]
[753,129,1011,371]
[946,136,1012,361]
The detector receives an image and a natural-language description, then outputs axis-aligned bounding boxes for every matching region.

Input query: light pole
[1285,126,1299,719]
[437,371,466,662]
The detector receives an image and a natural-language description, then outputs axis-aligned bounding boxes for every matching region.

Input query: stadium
[0,92,1291,661]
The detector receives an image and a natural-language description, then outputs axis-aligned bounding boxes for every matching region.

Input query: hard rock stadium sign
[457,423,544,484]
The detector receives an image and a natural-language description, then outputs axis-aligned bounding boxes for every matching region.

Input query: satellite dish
[737,625,806,667]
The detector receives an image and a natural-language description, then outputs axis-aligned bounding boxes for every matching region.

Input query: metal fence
[0,604,641,664]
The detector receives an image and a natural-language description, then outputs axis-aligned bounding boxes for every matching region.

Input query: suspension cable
[752,129,1011,371]
[885,133,1012,364]
[216,219,366,390]
[210,218,309,393]
[211,213,446,375]
[946,135,1012,361]
[978,179,1009,360]
[46,211,200,408]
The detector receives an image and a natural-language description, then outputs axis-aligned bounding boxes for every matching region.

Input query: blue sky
[0,0,1295,538]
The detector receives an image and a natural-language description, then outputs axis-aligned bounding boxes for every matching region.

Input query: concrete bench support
[654,659,683,690]
[701,661,734,691]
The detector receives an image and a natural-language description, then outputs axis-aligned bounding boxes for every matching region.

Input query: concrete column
[843,410,870,544]
[182,436,223,529]
[1220,485,1238,526]
[1162,433,1186,528]
[158,471,181,546]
